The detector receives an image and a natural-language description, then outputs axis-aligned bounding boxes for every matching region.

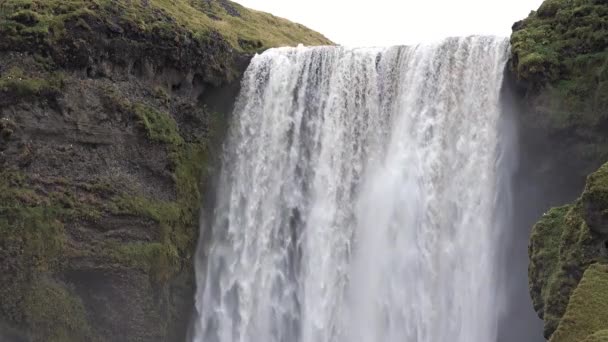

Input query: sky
[234,0,545,47]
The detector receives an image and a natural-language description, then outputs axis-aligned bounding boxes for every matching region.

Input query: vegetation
[529,162,608,338]
[582,162,608,215]
[0,0,327,339]
[550,264,608,342]
[0,171,95,341]
[582,330,608,342]
[0,0,331,53]
[24,280,92,342]
[510,0,608,133]
[133,103,184,146]
[529,205,571,319]
[0,67,64,99]
[0,98,212,339]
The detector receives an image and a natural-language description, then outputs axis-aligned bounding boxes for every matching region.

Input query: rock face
[511,0,608,340]
[0,1,330,341]
[528,164,608,339]
[510,0,608,191]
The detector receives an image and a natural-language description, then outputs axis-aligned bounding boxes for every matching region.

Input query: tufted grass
[0,0,331,52]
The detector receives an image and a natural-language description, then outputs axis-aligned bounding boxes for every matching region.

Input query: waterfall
[193,36,511,342]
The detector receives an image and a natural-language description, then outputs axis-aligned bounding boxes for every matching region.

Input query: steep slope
[0,1,330,341]
[510,0,608,340]
[528,164,608,339]
[510,0,608,189]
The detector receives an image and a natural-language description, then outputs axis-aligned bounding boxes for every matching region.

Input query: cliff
[0,1,330,341]
[511,0,608,340]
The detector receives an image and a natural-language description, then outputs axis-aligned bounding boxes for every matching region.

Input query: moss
[107,103,211,284]
[0,172,65,270]
[133,103,184,146]
[0,67,64,99]
[113,196,180,224]
[0,117,16,141]
[510,0,608,142]
[582,330,608,342]
[108,242,180,284]
[583,162,608,209]
[529,205,571,315]
[550,264,608,342]
[24,279,93,342]
[0,0,331,53]
[153,85,171,105]
[529,163,608,338]
[0,172,77,338]
[529,204,597,336]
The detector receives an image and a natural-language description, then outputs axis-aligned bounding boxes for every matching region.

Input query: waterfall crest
[194,36,510,342]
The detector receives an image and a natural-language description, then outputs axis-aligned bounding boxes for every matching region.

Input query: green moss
[550,264,608,342]
[24,280,92,342]
[0,67,64,98]
[582,330,608,342]
[133,103,184,146]
[0,172,88,339]
[113,196,180,224]
[0,172,65,270]
[529,163,608,338]
[529,205,571,316]
[511,0,608,140]
[583,162,608,209]
[107,104,211,283]
[109,242,180,284]
[0,0,331,52]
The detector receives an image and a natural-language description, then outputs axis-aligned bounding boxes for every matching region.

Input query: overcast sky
[234,0,545,46]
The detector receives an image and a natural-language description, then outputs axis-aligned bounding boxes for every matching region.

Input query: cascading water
[193,36,512,342]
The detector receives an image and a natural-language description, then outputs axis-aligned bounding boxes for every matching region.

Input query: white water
[193,36,511,342]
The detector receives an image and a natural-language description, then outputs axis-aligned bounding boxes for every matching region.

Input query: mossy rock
[510,0,608,143]
[24,279,93,342]
[529,163,608,339]
[582,163,608,234]
[550,264,608,342]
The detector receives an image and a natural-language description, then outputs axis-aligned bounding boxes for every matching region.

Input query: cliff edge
[510,0,608,340]
[0,1,330,341]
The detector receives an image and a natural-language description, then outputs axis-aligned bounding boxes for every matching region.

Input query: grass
[133,103,184,146]
[0,0,331,52]
[550,264,608,342]
[0,67,64,99]
[511,0,608,130]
